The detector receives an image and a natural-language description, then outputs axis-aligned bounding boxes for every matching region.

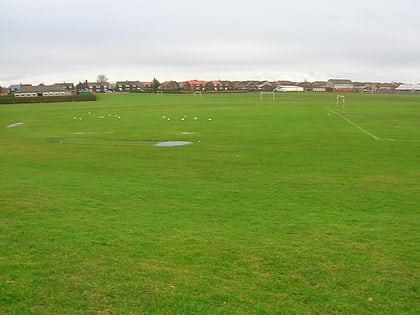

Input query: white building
[273,85,304,92]
[395,84,420,92]
[14,83,74,97]
[327,79,354,92]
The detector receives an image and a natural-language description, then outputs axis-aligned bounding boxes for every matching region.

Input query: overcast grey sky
[1,0,419,85]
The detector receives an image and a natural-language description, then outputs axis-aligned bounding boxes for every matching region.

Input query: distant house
[259,81,275,91]
[160,81,180,91]
[311,81,329,92]
[139,82,152,90]
[378,83,399,91]
[76,80,110,93]
[87,82,110,93]
[189,80,207,91]
[75,81,88,92]
[179,80,207,91]
[228,81,244,91]
[116,80,143,92]
[59,82,75,91]
[206,80,221,91]
[327,79,354,92]
[0,86,10,95]
[220,80,234,90]
[14,83,75,97]
[244,81,258,91]
[277,80,296,86]
[358,82,398,93]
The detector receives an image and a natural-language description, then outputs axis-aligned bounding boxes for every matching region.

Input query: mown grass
[1,92,419,314]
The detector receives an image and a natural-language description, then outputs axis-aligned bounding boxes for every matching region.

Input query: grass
[1,92,419,314]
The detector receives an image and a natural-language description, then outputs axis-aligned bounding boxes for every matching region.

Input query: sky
[1,0,419,86]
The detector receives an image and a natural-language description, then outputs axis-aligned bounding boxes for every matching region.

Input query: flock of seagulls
[72,112,212,122]
[73,112,121,120]
[161,115,212,121]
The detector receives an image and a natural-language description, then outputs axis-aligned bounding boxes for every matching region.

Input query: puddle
[6,122,24,128]
[155,141,192,147]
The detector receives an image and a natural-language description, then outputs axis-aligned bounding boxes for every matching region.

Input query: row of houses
[112,80,232,93]
[2,79,419,97]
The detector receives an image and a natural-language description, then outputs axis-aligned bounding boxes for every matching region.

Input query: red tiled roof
[188,80,207,85]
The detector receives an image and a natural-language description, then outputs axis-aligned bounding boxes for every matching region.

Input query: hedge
[0,94,96,104]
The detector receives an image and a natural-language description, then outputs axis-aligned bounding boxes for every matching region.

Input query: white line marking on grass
[327,109,379,140]
[379,137,420,143]
[327,109,420,143]
[6,122,24,128]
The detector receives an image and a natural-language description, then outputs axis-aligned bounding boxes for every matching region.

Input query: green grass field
[1,92,419,314]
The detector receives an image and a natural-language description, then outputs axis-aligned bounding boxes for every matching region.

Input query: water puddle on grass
[155,141,192,147]
[6,122,24,128]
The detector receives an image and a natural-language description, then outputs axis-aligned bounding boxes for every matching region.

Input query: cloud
[1,0,419,85]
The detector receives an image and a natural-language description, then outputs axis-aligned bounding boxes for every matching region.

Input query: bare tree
[97,74,109,84]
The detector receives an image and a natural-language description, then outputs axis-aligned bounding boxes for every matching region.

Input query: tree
[97,74,109,84]
[152,77,160,91]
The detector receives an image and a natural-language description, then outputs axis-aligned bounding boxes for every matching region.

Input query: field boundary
[326,109,420,143]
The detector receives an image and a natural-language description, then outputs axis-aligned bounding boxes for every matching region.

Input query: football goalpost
[194,91,203,98]
[336,95,345,113]
[260,91,275,101]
